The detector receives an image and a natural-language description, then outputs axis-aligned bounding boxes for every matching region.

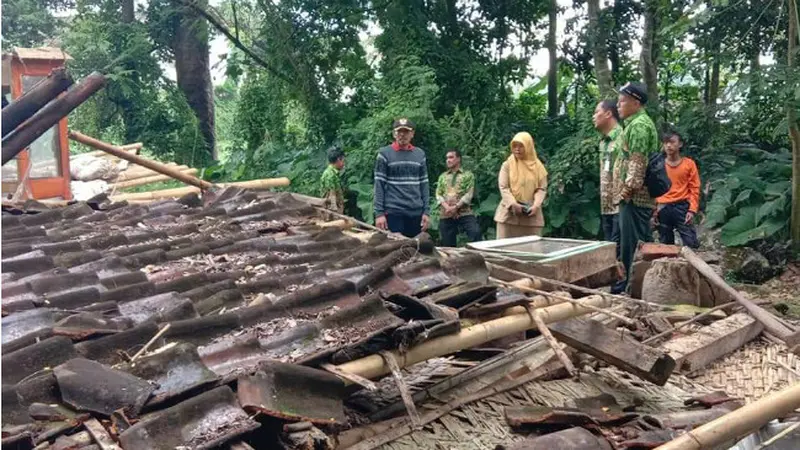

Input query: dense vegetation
[4,0,799,249]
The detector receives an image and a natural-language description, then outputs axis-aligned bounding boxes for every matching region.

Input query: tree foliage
[5,0,798,248]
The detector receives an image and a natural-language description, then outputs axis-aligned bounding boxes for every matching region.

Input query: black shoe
[610,280,627,295]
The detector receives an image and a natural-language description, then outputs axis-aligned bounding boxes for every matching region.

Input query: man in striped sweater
[373,118,431,237]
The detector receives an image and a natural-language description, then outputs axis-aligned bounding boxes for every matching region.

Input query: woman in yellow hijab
[493,132,549,238]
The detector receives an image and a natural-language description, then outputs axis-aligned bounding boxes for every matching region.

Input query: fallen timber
[2,67,74,138]
[69,130,214,190]
[2,72,106,165]
[2,191,794,450]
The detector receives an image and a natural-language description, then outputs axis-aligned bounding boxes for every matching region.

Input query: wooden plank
[662,313,763,372]
[548,318,676,386]
[83,418,122,450]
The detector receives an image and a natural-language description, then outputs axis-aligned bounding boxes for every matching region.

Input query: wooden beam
[2,72,106,165]
[680,247,795,340]
[662,313,763,372]
[69,131,213,190]
[548,318,676,385]
[2,67,74,138]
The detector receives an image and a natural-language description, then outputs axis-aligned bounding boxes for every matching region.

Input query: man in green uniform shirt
[435,149,481,247]
[593,99,623,258]
[320,146,345,214]
[613,82,659,294]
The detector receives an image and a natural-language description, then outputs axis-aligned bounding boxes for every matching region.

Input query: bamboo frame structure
[334,295,611,380]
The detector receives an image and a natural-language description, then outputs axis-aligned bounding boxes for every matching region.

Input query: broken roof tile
[119,386,259,450]
[2,336,77,384]
[238,362,347,425]
[54,358,155,417]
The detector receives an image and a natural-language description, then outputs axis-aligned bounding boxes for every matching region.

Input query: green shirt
[435,168,475,218]
[613,109,659,208]
[319,164,344,213]
[599,124,623,215]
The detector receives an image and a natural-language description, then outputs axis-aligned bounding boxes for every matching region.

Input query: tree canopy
[4,0,799,248]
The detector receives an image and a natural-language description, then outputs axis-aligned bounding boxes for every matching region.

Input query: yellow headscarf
[507,132,548,202]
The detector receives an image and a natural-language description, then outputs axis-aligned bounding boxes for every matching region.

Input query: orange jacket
[656,157,700,212]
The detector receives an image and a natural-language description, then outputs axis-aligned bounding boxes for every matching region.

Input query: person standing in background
[655,130,701,248]
[373,118,431,238]
[435,149,481,246]
[613,82,659,294]
[493,132,548,239]
[320,146,345,214]
[593,99,623,257]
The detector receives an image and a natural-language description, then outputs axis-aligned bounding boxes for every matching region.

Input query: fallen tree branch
[177,0,294,85]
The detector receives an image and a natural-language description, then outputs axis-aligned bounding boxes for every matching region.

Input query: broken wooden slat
[84,418,122,450]
[319,363,377,391]
[533,311,577,377]
[662,313,763,372]
[548,318,676,386]
[380,351,420,426]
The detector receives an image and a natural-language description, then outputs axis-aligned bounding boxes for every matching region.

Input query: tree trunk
[122,0,134,23]
[707,29,721,119]
[789,0,800,244]
[2,68,73,138]
[547,0,558,117]
[172,0,216,163]
[588,0,614,99]
[640,0,660,116]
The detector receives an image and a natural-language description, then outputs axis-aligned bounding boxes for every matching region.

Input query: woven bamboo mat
[690,338,800,404]
[382,367,712,450]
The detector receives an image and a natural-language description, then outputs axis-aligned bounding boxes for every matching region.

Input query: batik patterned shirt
[435,168,475,219]
[600,124,623,215]
[613,109,658,209]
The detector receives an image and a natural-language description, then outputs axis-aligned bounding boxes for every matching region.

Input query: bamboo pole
[334,295,611,380]
[69,131,214,190]
[680,247,795,339]
[655,382,800,450]
[108,178,291,202]
[114,164,187,182]
[112,169,199,189]
[490,277,636,325]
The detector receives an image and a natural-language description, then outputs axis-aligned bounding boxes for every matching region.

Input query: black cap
[392,118,415,131]
[618,82,648,104]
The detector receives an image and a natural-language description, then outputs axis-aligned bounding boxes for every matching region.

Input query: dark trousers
[601,213,620,260]
[439,215,482,247]
[657,200,699,248]
[386,214,422,238]
[619,202,653,290]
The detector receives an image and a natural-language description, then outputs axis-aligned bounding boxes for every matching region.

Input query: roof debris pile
[2,189,799,449]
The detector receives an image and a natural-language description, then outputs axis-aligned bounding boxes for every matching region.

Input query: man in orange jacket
[655,130,700,248]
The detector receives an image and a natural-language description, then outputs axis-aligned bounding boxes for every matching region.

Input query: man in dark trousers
[593,99,623,257]
[373,118,431,238]
[613,82,659,294]
[655,130,701,248]
[435,149,481,246]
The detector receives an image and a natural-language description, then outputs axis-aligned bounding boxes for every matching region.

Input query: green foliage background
[3,0,797,248]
